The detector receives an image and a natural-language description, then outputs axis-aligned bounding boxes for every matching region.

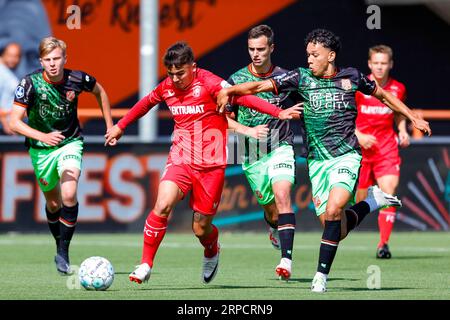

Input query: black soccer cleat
[54,253,72,275]
[376,244,392,259]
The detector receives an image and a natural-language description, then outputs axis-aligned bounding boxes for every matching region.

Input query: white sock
[316,271,328,280]
[365,197,379,212]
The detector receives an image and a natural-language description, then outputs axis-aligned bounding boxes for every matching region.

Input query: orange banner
[42,0,295,108]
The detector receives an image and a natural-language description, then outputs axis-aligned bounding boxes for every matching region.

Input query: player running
[216,29,431,293]
[104,42,301,285]
[355,45,410,259]
[226,25,307,280]
[9,37,115,275]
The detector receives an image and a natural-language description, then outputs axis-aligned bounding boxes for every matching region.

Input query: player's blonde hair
[368,44,393,61]
[39,37,67,58]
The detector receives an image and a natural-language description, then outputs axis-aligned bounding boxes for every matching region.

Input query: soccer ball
[78,256,114,291]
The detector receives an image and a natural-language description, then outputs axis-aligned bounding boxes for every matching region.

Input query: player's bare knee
[325,205,343,221]
[274,191,291,211]
[192,223,209,238]
[192,212,212,238]
[154,201,174,216]
[192,225,205,238]
[46,201,61,213]
[61,191,77,207]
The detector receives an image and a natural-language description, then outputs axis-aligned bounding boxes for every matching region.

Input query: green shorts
[308,151,362,216]
[242,144,296,206]
[29,139,84,192]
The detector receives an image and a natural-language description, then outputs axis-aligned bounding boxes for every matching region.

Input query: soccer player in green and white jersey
[217,29,431,293]
[9,37,116,275]
[226,25,307,280]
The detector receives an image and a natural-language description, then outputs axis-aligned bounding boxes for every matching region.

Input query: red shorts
[161,163,225,215]
[357,155,401,189]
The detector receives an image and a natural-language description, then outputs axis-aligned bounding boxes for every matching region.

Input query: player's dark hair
[0,42,21,57]
[305,29,341,54]
[248,25,274,46]
[163,41,195,68]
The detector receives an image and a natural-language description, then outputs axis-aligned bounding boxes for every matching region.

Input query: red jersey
[355,76,406,159]
[118,68,281,170]
[143,68,228,169]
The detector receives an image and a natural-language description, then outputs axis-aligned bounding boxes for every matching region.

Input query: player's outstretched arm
[226,115,269,139]
[232,95,302,120]
[372,86,431,136]
[9,104,65,146]
[104,94,157,146]
[217,79,274,113]
[92,82,116,146]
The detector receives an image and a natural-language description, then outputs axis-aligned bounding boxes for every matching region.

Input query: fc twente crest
[193,86,201,98]
[341,79,352,91]
[66,90,75,102]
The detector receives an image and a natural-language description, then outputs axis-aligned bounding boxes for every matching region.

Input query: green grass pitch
[0,232,449,300]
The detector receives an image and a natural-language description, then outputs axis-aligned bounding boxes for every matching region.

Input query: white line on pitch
[0,239,449,253]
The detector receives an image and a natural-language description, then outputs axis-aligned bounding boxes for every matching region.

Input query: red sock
[378,207,396,248]
[141,211,168,267]
[199,224,219,258]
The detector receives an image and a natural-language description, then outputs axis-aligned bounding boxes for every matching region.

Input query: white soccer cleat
[311,272,327,293]
[202,245,220,284]
[275,257,292,281]
[367,185,402,210]
[129,263,151,284]
[269,227,281,250]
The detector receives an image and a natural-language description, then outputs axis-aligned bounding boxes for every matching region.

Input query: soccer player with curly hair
[217,28,431,293]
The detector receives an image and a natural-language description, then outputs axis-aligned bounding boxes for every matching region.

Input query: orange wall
[42,0,295,108]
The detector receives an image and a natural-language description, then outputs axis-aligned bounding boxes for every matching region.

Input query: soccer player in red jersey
[104,42,301,284]
[355,45,409,259]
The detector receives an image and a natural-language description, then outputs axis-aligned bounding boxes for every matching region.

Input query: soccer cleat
[269,227,281,250]
[202,244,220,284]
[376,244,392,259]
[311,272,327,293]
[129,263,151,284]
[275,258,292,281]
[54,253,72,275]
[367,185,402,210]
